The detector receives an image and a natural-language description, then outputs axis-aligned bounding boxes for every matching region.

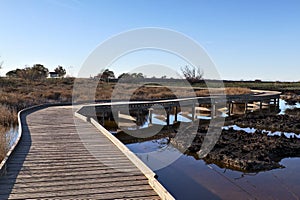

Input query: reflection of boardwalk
[0,106,160,199]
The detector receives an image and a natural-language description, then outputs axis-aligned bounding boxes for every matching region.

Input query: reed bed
[0,126,9,161]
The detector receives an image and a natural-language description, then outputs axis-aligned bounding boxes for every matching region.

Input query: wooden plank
[0,175,147,189]
[7,186,156,199]
[0,106,160,199]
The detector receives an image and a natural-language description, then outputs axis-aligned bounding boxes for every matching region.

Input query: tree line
[94,69,146,82]
[94,65,203,83]
[4,64,202,83]
[5,64,66,80]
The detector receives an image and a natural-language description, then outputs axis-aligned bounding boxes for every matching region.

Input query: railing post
[277,98,280,111]
[228,102,231,116]
[174,106,178,122]
[260,100,263,114]
[148,108,153,125]
[166,107,170,126]
[211,99,216,119]
[191,103,195,121]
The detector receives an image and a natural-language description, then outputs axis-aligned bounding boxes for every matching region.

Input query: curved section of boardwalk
[0,106,160,199]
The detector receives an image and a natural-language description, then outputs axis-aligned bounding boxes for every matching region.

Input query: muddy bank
[232,113,300,134]
[281,92,300,105]
[171,126,300,172]
[114,119,300,172]
[285,107,300,116]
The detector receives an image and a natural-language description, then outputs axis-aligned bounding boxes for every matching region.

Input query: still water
[117,99,300,199]
[5,126,19,149]
[126,138,300,199]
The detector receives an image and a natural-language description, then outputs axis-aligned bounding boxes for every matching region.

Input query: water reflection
[6,126,19,148]
[279,99,300,115]
[100,99,300,199]
[1,126,19,150]
[1,126,18,161]
[124,129,300,199]
[223,125,300,138]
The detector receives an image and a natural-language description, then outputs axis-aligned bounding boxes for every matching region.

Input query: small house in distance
[49,72,59,78]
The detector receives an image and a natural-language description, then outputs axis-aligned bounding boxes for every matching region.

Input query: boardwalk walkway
[0,106,160,199]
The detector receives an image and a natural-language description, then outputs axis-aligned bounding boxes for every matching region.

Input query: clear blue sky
[0,0,299,81]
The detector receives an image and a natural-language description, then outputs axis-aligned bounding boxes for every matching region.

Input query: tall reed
[0,126,9,161]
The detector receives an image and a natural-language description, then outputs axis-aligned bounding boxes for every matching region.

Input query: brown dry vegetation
[109,85,251,100]
[0,77,251,161]
[0,77,74,161]
[0,126,8,162]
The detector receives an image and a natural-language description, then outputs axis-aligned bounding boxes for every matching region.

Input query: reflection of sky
[6,126,19,148]
[127,138,169,153]
[223,125,300,139]
[221,99,300,138]
[149,113,214,125]
[279,99,300,115]
[128,116,300,199]
[148,113,192,126]
[125,98,300,199]
[127,138,183,171]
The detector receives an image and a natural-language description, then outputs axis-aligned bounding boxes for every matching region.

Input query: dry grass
[196,87,251,96]
[0,126,9,161]
[74,81,252,101]
[111,85,251,100]
[0,105,17,127]
[0,77,252,161]
[0,77,74,159]
[224,87,252,95]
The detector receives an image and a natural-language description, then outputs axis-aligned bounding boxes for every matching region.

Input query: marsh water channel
[102,99,300,199]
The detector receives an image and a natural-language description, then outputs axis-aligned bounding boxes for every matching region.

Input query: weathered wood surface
[0,106,160,199]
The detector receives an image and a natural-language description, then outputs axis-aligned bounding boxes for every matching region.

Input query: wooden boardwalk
[0,106,160,199]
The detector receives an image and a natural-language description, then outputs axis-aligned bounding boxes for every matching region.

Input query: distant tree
[17,67,34,80]
[118,73,131,79]
[133,73,144,79]
[118,72,144,80]
[117,72,145,83]
[181,65,203,83]
[6,64,49,81]
[6,69,22,78]
[54,65,66,77]
[31,64,49,79]
[6,70,15,77]
[96,69,115,82]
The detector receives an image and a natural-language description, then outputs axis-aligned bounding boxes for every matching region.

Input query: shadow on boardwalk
[0,106,160,199]
[0,108,34,199]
